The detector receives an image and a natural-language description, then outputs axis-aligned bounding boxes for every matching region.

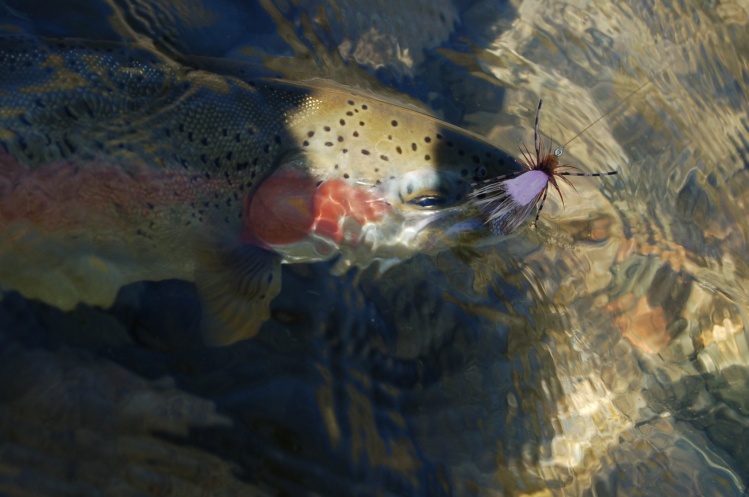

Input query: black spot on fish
[436,133,443,139]
[226,151,233,161]
[396,146,402,154]
[200,154,207,164]
[342,149,348,153]
[146,202,154,210]
[334,164,339,169]
[446,141,454,147]
[303,140,310,147]
[346,111,354,116]
[235,133,241,142]
[391,120,398,127]
[411,143,417,151]
[407,183,413,194]
[375,168,380,172]
[308,130,315,137]
[214,158,221,168]
[361,149,370,155]
[376,179,382,185]
[353,131,359,137]
[324,126,331,132]
[337,136,344,142]
[348,100,355,105]
[359,121,365,126]
[274,135,282,145]
[164,128,171,137]
[187,131,194,142]
[340,119,346,125]
[380,155,388,161]
[222,128,228,137]
[362,104,368,110]
[343,173,350,179]
[252,157,259,166]
[236,162,249,171]
[264,144,270,153]
[425,154,431,161]
[424,136,432,143]
[325,142,333,147]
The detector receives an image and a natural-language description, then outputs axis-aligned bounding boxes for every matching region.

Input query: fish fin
[195,239,282,346]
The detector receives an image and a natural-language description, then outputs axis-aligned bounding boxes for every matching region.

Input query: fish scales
[0,36,293,174]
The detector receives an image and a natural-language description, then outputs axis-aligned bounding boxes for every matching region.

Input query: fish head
[244,81,524,268]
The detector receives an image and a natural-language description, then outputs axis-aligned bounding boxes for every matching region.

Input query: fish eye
[395,170,460,209]
[407,193,448,208]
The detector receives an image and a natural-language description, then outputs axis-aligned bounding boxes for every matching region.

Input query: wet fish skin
[0,35,299,313]
[0,35,523,342]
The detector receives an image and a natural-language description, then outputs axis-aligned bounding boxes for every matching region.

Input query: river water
[1,0,748,495]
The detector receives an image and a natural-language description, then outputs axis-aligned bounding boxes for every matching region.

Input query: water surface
[1,0,748,495]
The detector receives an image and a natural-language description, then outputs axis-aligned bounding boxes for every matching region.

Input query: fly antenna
[532,189,549,227]
[560,170,619,177]
[534,99,543,164]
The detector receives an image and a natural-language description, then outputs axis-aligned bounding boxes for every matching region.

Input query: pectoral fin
[195,240,282,346]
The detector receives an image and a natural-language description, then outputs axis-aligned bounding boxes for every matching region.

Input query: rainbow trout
[0,36,522,344]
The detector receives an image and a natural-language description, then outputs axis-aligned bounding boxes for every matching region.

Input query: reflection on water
[1,0,749,495]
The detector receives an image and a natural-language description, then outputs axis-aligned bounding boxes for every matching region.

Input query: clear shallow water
[1,0,749,496]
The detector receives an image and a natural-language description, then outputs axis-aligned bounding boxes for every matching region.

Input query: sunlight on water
[0,0,748,495]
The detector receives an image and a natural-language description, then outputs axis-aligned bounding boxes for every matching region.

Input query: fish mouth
[395,204,494,250]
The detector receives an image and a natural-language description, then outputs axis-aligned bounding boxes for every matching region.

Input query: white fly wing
[470,181,540,236]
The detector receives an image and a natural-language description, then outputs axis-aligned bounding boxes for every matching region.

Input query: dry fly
[468,99,618,235]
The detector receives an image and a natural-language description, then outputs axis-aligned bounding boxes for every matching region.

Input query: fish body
[0,36,523,343]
